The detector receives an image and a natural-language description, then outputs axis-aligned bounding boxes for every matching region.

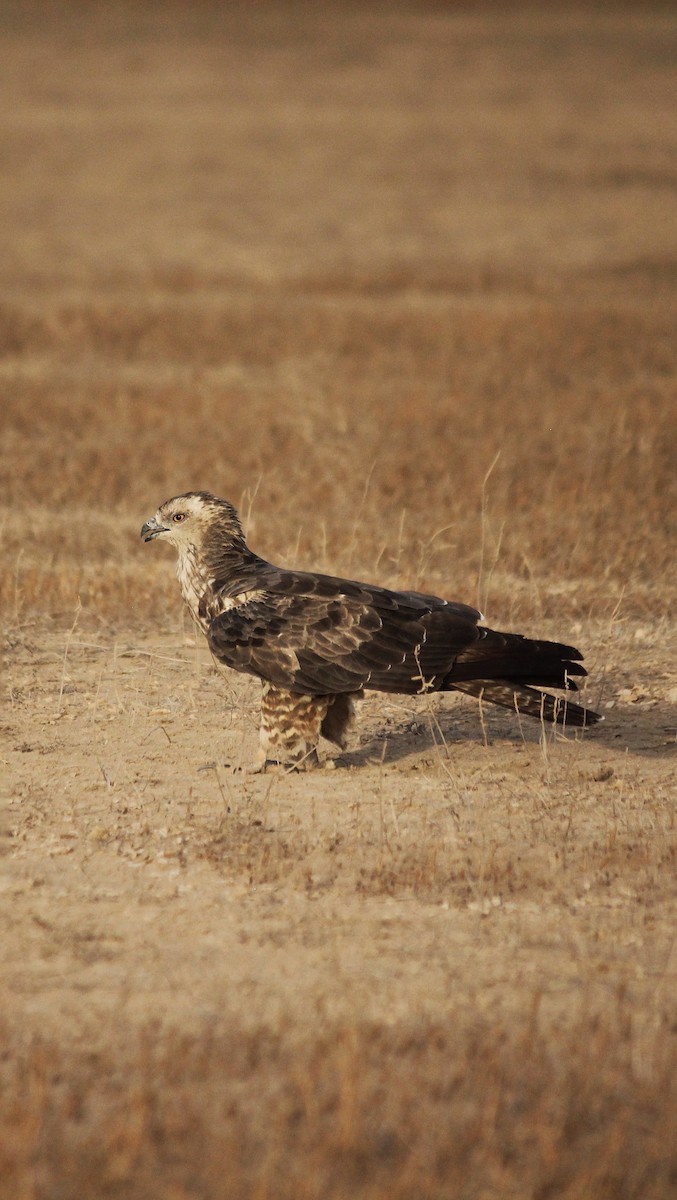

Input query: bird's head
[140,492,246,556]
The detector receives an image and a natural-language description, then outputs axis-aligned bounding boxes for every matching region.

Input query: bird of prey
[141,491,601,770]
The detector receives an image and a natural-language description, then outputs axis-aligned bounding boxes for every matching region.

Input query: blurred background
[1,0,675,625]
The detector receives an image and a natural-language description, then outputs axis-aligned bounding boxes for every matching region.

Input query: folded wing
[206,571,482,696]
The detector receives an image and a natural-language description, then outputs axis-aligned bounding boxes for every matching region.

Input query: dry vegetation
[1,3,676,1198]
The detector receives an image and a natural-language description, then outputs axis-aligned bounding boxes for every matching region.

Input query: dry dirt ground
[1,3,676,1199]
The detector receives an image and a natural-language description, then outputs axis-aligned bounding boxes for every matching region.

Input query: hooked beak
[140,516,167,543]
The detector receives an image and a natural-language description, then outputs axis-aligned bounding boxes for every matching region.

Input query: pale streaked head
[140,491,244,553]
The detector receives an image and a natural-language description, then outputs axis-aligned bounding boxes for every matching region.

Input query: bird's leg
[256,685,328,772]
[320,691,363,749]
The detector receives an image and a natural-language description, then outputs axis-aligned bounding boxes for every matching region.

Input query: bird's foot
[250,748,323,774]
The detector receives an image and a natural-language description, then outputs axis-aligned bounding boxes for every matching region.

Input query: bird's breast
[176,549,266,630]
[176,548,214,631]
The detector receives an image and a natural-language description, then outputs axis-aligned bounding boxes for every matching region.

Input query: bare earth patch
[3,621,676,1197]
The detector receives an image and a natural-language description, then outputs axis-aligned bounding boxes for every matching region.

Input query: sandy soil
[3,618,676,1195]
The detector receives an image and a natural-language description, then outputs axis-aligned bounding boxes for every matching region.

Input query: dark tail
[444,629,602,728]
[450,678,601,727]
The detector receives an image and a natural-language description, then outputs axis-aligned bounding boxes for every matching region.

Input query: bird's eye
[173,512,187,523]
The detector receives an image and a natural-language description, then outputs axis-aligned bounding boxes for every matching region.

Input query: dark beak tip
[140,520,160,542]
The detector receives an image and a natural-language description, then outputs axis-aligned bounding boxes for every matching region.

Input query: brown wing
[206,571,482,696]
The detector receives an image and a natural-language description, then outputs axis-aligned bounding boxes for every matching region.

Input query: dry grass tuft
[2,1012,676,1200]
[2,296,675,626]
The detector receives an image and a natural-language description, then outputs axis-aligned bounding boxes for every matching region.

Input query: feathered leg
[320,691,364,749]
[256,683,330,771]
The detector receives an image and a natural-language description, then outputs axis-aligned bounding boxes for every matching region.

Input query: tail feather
[450,679,602,728]
[445,629,602,727]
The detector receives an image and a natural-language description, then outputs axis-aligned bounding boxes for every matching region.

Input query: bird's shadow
[336,700,676,769]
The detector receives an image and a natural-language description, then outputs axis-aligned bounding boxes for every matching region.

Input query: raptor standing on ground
[141,491,601,770]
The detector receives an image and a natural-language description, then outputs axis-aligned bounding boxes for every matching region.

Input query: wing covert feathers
[206,581,481,697]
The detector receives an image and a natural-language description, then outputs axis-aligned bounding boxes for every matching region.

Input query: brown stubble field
[1,3,676,1198]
